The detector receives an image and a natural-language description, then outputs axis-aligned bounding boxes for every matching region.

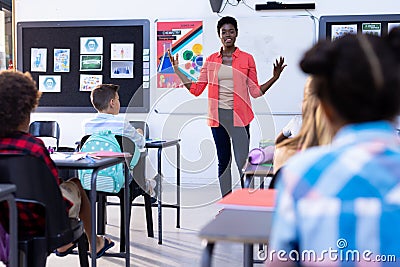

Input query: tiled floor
[37,181,259,267]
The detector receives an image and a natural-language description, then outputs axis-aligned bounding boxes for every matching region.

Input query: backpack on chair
[78,131,140,193]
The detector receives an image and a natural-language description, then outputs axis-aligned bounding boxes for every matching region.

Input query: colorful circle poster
[156,21,203,88]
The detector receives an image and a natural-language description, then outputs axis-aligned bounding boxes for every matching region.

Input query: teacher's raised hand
[167,49,192,90]
[273,56,287,79]
[260,56,287,94]
[167,49,180,73]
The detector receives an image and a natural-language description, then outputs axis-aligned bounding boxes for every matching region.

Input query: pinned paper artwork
[31,48,47,72]
[80,37,103,54]
[362,23,381,36]
[111,43,134,60]
[388,23,400,33]
[38,75,61,92]
[54,48,70,72]
[79,74,103,91]
[80,55,103,71]
[331,24,357,40]
[111,61,134,78]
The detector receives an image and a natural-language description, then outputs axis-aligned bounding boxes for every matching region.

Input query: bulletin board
[319,14,400,41]
[16,19,150,113]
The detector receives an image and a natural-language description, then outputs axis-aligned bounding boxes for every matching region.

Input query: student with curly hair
[168,16,286,197]
[0,70,114,260]
[268,28,400,266]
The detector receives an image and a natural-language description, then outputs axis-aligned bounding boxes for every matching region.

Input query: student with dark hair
[0,70,114,260]
[83,83,158,197]
[168,16,286,197]
[84,83,145,151]
[268,29,400,266]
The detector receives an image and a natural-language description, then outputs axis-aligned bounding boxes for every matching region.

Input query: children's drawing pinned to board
[110,43,134,61]
[30,48,47,72]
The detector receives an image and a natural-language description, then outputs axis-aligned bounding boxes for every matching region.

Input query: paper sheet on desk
[50,152,87,161]
[218,188,276,211]
[88,151,131,157]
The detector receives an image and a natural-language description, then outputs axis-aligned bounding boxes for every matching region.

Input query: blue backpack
[78,131,140,193]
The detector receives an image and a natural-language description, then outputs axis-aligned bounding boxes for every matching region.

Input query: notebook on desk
[218,188,276,211]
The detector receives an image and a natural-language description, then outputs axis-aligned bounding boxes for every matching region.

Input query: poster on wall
[156,20,203,88]
[331,24,357,40]
[80,37,103,54]
[362,23,381,36]
[30,48,47,72]
[388,22,400,33]
[79,74,103,91]
[111,43,134,60]
[38,75,61,92]
[111,61,134,78]
[54,48,70,72]
[80,55,103,71]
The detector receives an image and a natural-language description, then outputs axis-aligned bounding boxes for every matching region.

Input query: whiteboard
[153,15,316,115]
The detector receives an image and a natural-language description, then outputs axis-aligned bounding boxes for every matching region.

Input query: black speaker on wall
[210,0,223,12]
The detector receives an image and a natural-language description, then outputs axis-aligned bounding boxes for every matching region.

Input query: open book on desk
[218,188,276,211]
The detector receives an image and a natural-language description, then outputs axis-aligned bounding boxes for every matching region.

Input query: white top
[83,113,145,151]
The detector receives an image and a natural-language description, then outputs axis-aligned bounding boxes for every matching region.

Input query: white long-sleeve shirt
[84,113,145,151]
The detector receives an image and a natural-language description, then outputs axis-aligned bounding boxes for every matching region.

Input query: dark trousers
[211,109,250,197]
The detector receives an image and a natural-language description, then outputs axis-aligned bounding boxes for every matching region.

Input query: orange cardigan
[189,47,263,127]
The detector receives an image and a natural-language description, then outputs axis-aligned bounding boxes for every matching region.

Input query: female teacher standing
[168,16,286,197]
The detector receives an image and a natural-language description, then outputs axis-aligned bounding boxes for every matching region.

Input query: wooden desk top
[199,209,274,244]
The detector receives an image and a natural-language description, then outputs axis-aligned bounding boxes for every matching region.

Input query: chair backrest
[0,154,73,251]
[129,121,149,139]
[29,121,60,149]
[78,134,136,193]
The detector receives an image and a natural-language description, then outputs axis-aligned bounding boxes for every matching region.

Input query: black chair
[0,184,17,267]
[128,121,156,200]
[79,134,154,252]
[0,154,89,267]
[29,121,60,150]
[29,120,77,180]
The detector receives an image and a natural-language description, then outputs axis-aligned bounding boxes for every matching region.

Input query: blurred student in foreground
[268,28,400,266]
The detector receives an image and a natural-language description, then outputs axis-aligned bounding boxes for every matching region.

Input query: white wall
[14,0,400,185]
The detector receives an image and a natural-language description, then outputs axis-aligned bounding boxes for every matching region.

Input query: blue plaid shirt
[269,121,400,266]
